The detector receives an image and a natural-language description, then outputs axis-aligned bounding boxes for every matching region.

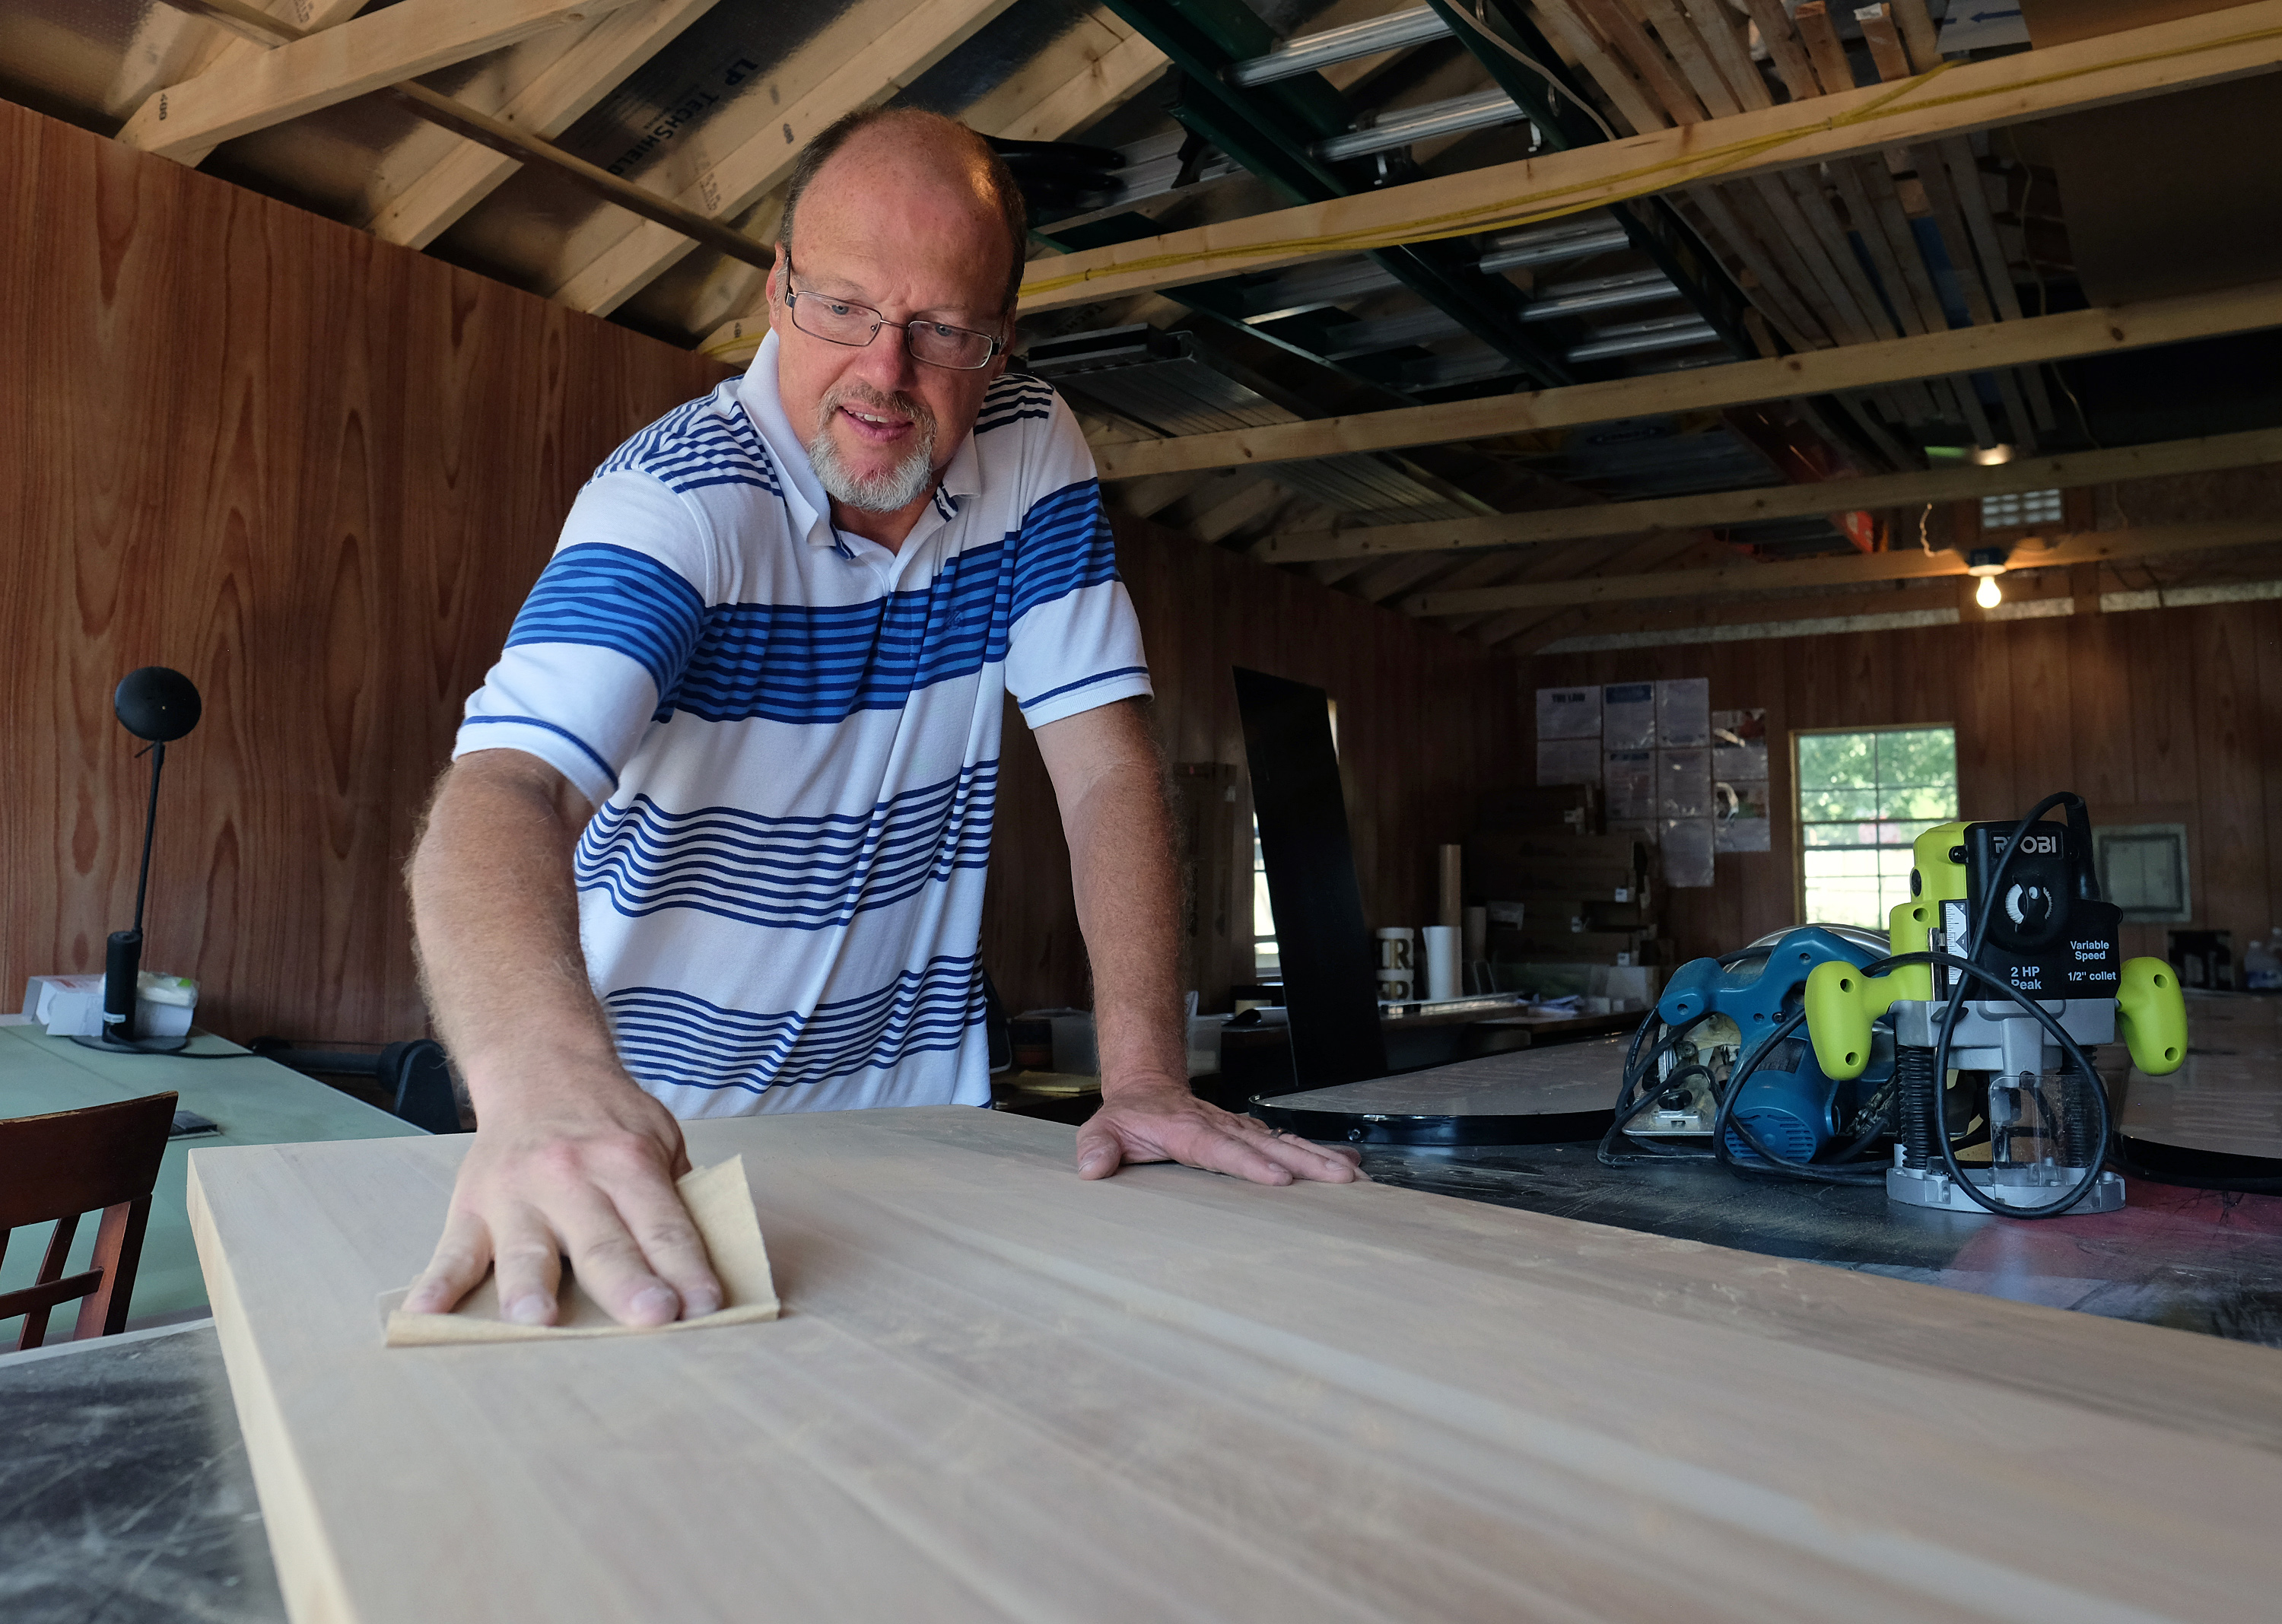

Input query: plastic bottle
[2247,929,2282,992]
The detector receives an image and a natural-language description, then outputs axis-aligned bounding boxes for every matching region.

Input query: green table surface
[0,1020,423,1325]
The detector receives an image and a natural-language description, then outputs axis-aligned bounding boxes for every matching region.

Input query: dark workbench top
[1360,1142,2282,1345]
[0,1322,284,1622]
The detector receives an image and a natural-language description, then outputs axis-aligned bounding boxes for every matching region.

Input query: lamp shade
[115,666,202,742]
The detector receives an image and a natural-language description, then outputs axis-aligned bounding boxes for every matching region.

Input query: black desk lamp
[75,666,202,1056]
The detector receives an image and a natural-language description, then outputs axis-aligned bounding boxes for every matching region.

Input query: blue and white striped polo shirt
[453,332,1151,1117]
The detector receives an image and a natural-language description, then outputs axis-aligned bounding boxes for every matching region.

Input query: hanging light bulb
[1966,546,2009,611]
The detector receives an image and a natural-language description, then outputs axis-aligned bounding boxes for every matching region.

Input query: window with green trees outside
[1795,727,1959,930]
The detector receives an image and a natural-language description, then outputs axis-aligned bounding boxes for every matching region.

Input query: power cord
[1926,792,2115,1217]
[1600,946,1778,1166]
[1607,794,2139,1216]
[1453,0,1620,143]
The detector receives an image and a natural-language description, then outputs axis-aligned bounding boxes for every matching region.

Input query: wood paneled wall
[982,516,1528,1015]
[0,101,731,1044]
[1527,602,2282,969]
[0,100,1521,1046]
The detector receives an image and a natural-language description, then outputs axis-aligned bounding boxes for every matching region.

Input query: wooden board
[190,1107,2282,1624]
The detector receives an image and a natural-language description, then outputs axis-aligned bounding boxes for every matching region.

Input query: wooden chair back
[0,1091,177,1349]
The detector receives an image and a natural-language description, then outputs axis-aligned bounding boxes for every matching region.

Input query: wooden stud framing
[116,0,640,163]
[1406,521,2282,614]
[365,0,722,250]
[1017,0,2282,313]
[697,9,1169,364]
[150,0,761,270]
[1091,278,2282,479]
[965,8,1168,143]
[551,0,1021,316]
[1250,426,2282,561]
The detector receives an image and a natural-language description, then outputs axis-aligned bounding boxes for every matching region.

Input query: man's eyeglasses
[780,253,1003,371]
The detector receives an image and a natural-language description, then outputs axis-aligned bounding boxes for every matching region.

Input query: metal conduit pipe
[1564,315,1720,362]
[1517,269,1680,323]
[1309,87,1530,163]
[1241,258,1406,321]
[1476,220,1632,273]
[1226,5,1453,86]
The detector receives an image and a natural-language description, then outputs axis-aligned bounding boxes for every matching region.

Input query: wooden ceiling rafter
[1494,568,2064,651]
[966,7,1167,141]
[142,0,775,273]
[1492,538,2282,652]
[1092,278,2282,480]
[364,0,724,250]
[1406,520,2282,615]
[100,0,365,124]
[116,0,638,166]
[696,5,1170,363]
[1852,2,2033,449]
[1249,425,2282,562]
[548,0,1023,316]
[1014,2,2282,313]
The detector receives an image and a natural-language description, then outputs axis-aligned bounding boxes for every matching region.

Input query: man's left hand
[1075,1077,1365,1186]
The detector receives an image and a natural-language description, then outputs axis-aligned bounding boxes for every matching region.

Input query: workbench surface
[8,1002,2279,1624]
[16,1104,2282,1624]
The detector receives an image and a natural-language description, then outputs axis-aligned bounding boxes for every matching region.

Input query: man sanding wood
[402,110,1362,1330]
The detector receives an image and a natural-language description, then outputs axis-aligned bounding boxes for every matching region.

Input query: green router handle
[1804,961,1899,1082]
[2116,957,2188,1075]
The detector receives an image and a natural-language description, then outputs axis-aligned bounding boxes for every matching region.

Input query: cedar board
[189,1108,2282,1623]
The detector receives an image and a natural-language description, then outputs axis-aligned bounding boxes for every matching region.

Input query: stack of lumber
[189,1108,2282,1622]
[1524,0,2055,456]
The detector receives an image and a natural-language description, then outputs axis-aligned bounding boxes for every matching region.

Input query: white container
[1422,926,1460,1001]
[1375,927,1414,971]
[1376,969,1413,1003]
[26,972,196,1038]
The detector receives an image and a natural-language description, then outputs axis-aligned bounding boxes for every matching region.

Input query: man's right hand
[404,751,723,1329]
[400,1066,723,1327]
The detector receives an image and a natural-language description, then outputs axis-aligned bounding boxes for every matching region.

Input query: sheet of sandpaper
[380,1155,779,1346]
